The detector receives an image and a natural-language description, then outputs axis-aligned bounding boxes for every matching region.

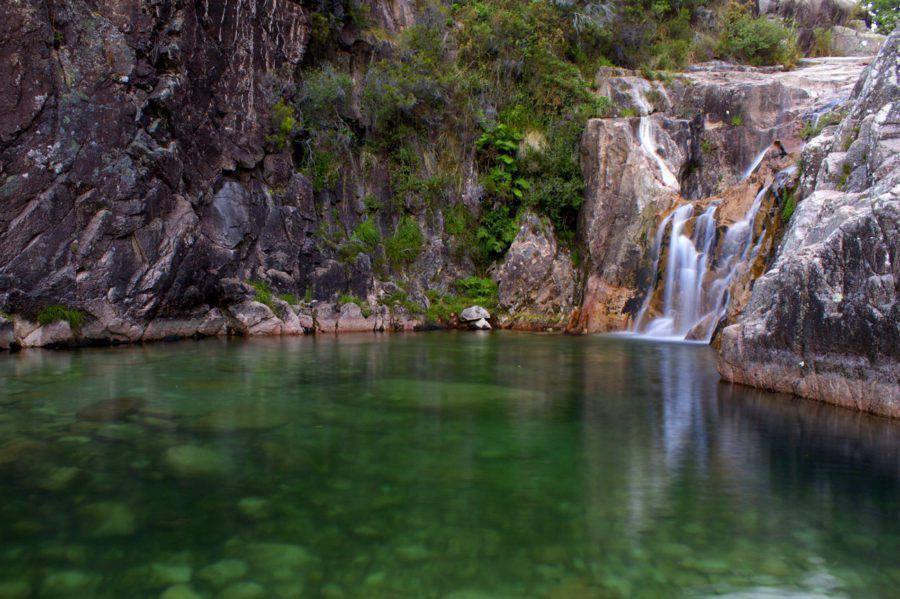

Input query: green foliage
[838,162,852,189]
[382,290,425,315]
[338,294,372,317]
[297,65,354,133]
[36,305,86,330]
[867,0,898,33]
[717,3,799,68]
[730,114,743,127]
[279,293,299,305]
[424,277,499,323]
[809,27,832,58]
[249,280,277,312]
[351,219,381,253]
[700,138,713,154]
[619,108,638,118]
[266,99,297,151]
[385,216,424,268]
[300,149,341,192]
[780,189,796,222]
[801,111,842,140]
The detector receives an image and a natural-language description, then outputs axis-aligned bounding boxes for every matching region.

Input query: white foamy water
[639,117,679,189]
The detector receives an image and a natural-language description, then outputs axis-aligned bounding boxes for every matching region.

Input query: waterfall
[631,185,770,342]
[638,118,679,189]
[740,145,770,181]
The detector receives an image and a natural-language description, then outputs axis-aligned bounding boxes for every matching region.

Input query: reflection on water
[0,333,897,597]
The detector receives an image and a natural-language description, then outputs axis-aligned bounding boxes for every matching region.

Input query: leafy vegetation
[867,0,898,34]
[249,280,277,312]
[266,99,298,151]
[338,294,372,317]
[385,216,424,268]
[425,277,499,323]
[717,2,799,68]
[36,305,86,330]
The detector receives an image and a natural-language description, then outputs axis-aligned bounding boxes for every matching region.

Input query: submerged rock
[242,542,314,582]
[237,498,273,520]
[79,501,136,537]
[0,579,30,599]
[76,396,146,422]
[159,584,204,599]
[197,559,249,588]
[146,563,193,588]
[164,445,234,478]
[40,570,100,596]
[218,581,266,599]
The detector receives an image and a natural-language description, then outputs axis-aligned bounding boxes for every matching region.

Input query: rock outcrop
[571,55,871,334]
[717,32,899,417]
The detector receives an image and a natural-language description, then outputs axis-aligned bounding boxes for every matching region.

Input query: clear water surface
[0,332,897,598]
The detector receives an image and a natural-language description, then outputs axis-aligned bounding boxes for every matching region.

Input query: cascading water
[631,184,771,342]
[638,118,679,189]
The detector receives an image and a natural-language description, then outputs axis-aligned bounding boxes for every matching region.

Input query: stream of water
[1,334,897,597]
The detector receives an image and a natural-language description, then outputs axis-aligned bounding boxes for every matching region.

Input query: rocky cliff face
[0,0,437,346]
[571,55,871,335]
[717,32,899,417]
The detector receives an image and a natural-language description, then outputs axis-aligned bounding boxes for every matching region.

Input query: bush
[385,216,424,268]
[249,280,277,312]
[36,305,86,330]
[717,3,799,68]
[266,99,297,151]
[867,0,898,34]
[424,276,499,323]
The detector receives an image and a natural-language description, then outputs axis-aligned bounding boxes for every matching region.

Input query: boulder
[717,32,900,416]
[459,306,490,322]
[492,211,576,328]
[471,318,492,330]
[830,25,887,56]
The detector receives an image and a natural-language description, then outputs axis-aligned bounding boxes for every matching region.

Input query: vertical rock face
[717,32,899,417]
[0,0,316,342]
[491,211,576,329]
[572,55,870,334]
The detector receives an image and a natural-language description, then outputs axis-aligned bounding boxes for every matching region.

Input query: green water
[0,333,897,598]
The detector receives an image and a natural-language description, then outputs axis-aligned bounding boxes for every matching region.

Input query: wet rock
[147,563,193,588]
[79,501,136,537]
[218,581,266,599]
[164,445,234,478]
[459,306,490,322]
[197,559,249,588]
[470,318,491,330]
[21,322,74,348]
[0,317,15,350]
[76,396,146,422]
[0,579,30,599]
[237,498,273,520]
[160,584,204,599]
[242,542,314,581]
[36,466,82,492]
[40,570,100,596]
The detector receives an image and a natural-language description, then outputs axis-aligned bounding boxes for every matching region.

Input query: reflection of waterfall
[632,183,772,342]
[638,117,679,189]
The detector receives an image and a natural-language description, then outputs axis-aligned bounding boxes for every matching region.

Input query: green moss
[729,114,743,127]
[338,294,372,318]
[424,277,499,324]
[385,216,424,269]
[36,305,86,330]
[838,162,852,190]
[780,189,796,222]
[619,108,638,118]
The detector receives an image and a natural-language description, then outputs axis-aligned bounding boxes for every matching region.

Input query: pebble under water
[0,332,897,598]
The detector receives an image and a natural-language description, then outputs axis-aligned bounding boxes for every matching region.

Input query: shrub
[867,0,898,33]
[424,276,499,323]
[809,27,832,58]
[36,305,86,330]
[300,149,341,192]
[266,99,297,151]
[249,280,277,312]
[297,65,354,133]
[717,3,799,68]
[351,219,381,253]
[385,216,424,268]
